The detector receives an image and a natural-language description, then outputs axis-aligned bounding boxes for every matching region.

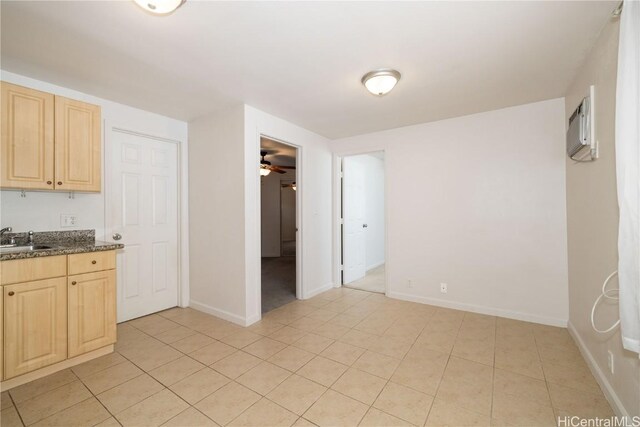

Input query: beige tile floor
[0,287,614,427]
[345,265,385,294]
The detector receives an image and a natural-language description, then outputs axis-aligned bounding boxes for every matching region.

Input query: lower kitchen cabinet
[68,270,116,357]
[1,250,117,386]
[3,277,68,379]
[0,292,3,382]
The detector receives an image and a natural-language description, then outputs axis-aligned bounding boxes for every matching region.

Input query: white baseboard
[567,322,629,418]
[189,299,249,326]
[386,290,567,327]
[304,282,335,299]
[245,313,261,326]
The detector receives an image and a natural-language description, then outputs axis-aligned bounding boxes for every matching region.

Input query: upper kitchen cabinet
[0,82,102,192]
[54,96,101,192]
[1,82,55,190]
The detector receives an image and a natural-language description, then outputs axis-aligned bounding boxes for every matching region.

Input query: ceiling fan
[260,150,295,176]
[282,182,296,191]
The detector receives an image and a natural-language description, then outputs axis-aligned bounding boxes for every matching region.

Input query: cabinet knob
[57,181,62,185]
[47,181,52,185]
[71,281,77,285]
[8,291,14,296]
[91,260,97,264]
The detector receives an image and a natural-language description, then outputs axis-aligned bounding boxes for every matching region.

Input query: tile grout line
[425,311,463,426]
[8,367,84,426]
[7,390,28,427]
[300,303,436,426]
[211,292,371,425]
[10,290,611,427]
[534,330,562,426]
[103,348,221,425]
[263,296,382,425]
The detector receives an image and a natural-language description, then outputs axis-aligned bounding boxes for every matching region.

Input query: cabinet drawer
[1,255,67,285]
[68,251,115,275]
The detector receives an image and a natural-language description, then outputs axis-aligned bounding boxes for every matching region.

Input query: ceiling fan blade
[276,165,295,169]
[269,166,287,174]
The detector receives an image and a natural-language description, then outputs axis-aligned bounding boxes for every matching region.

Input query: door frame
[256,134,302,315]
[104,122,190,321]
[332,149,388,294]
[280,179,296,257]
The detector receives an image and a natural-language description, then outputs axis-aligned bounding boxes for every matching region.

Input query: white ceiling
[1,1,616,139]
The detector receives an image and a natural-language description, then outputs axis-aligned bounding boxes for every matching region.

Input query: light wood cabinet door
[54,96,101,192]
[4,278,67,379]
[68,270,116,357]
[1,291,3,381]
[0,82,55,190]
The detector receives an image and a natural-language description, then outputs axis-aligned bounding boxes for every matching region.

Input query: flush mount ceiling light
[133,0,185,15]
[361,69,401,96]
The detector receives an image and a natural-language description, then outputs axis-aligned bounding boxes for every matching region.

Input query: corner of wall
[567,322,630,417]
[189,299,249,326]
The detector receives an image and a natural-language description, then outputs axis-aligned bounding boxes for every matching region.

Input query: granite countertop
[0,230,124,261]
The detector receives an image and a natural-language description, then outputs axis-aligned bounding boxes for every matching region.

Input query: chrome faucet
[27,231,34,245]
[0,227,15,246]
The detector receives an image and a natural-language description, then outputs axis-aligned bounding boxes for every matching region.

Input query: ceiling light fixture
[260,166,271,177]
[361,69,401,96]
[133,0,185,15]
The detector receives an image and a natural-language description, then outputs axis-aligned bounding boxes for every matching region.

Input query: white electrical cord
[590,270,621,333]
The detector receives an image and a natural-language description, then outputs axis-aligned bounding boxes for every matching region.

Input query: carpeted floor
[262,257,297,313]
[281,240,296,257]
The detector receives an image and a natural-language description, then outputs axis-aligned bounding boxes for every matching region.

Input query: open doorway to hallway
[260,137,298,313]
[342,152,385,293]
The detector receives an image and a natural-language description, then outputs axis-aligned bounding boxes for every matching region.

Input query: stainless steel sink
[0,244,57,254]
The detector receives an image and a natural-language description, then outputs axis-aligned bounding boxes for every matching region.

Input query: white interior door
[343,156,366,284]
[107,130,179,322]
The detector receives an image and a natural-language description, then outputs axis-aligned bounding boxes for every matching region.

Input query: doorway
[106,128,181,322]
[260,137,298,313]
[342,152,385,293]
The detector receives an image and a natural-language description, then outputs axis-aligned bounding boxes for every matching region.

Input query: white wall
[564,18,639,417]
[260,169,295,257]
[188,106,247,323]
[188,105,332,326]
[245,105,333,324]
[281,183,296,242]
[332,98,569,326]
[0,71,188,240]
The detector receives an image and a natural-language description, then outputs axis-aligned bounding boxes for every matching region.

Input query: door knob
[112,233,122,241]
[8,291,14,296]
[71,281,77,285]
[362,224,368,228]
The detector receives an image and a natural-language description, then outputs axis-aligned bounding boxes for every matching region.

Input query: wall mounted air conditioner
[567,85,597,162]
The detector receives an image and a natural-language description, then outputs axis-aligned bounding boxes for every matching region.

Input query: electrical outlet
[607,350,614,374]
[60,214,77,228]
[407,279,414,288]
[440,283,448,294]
